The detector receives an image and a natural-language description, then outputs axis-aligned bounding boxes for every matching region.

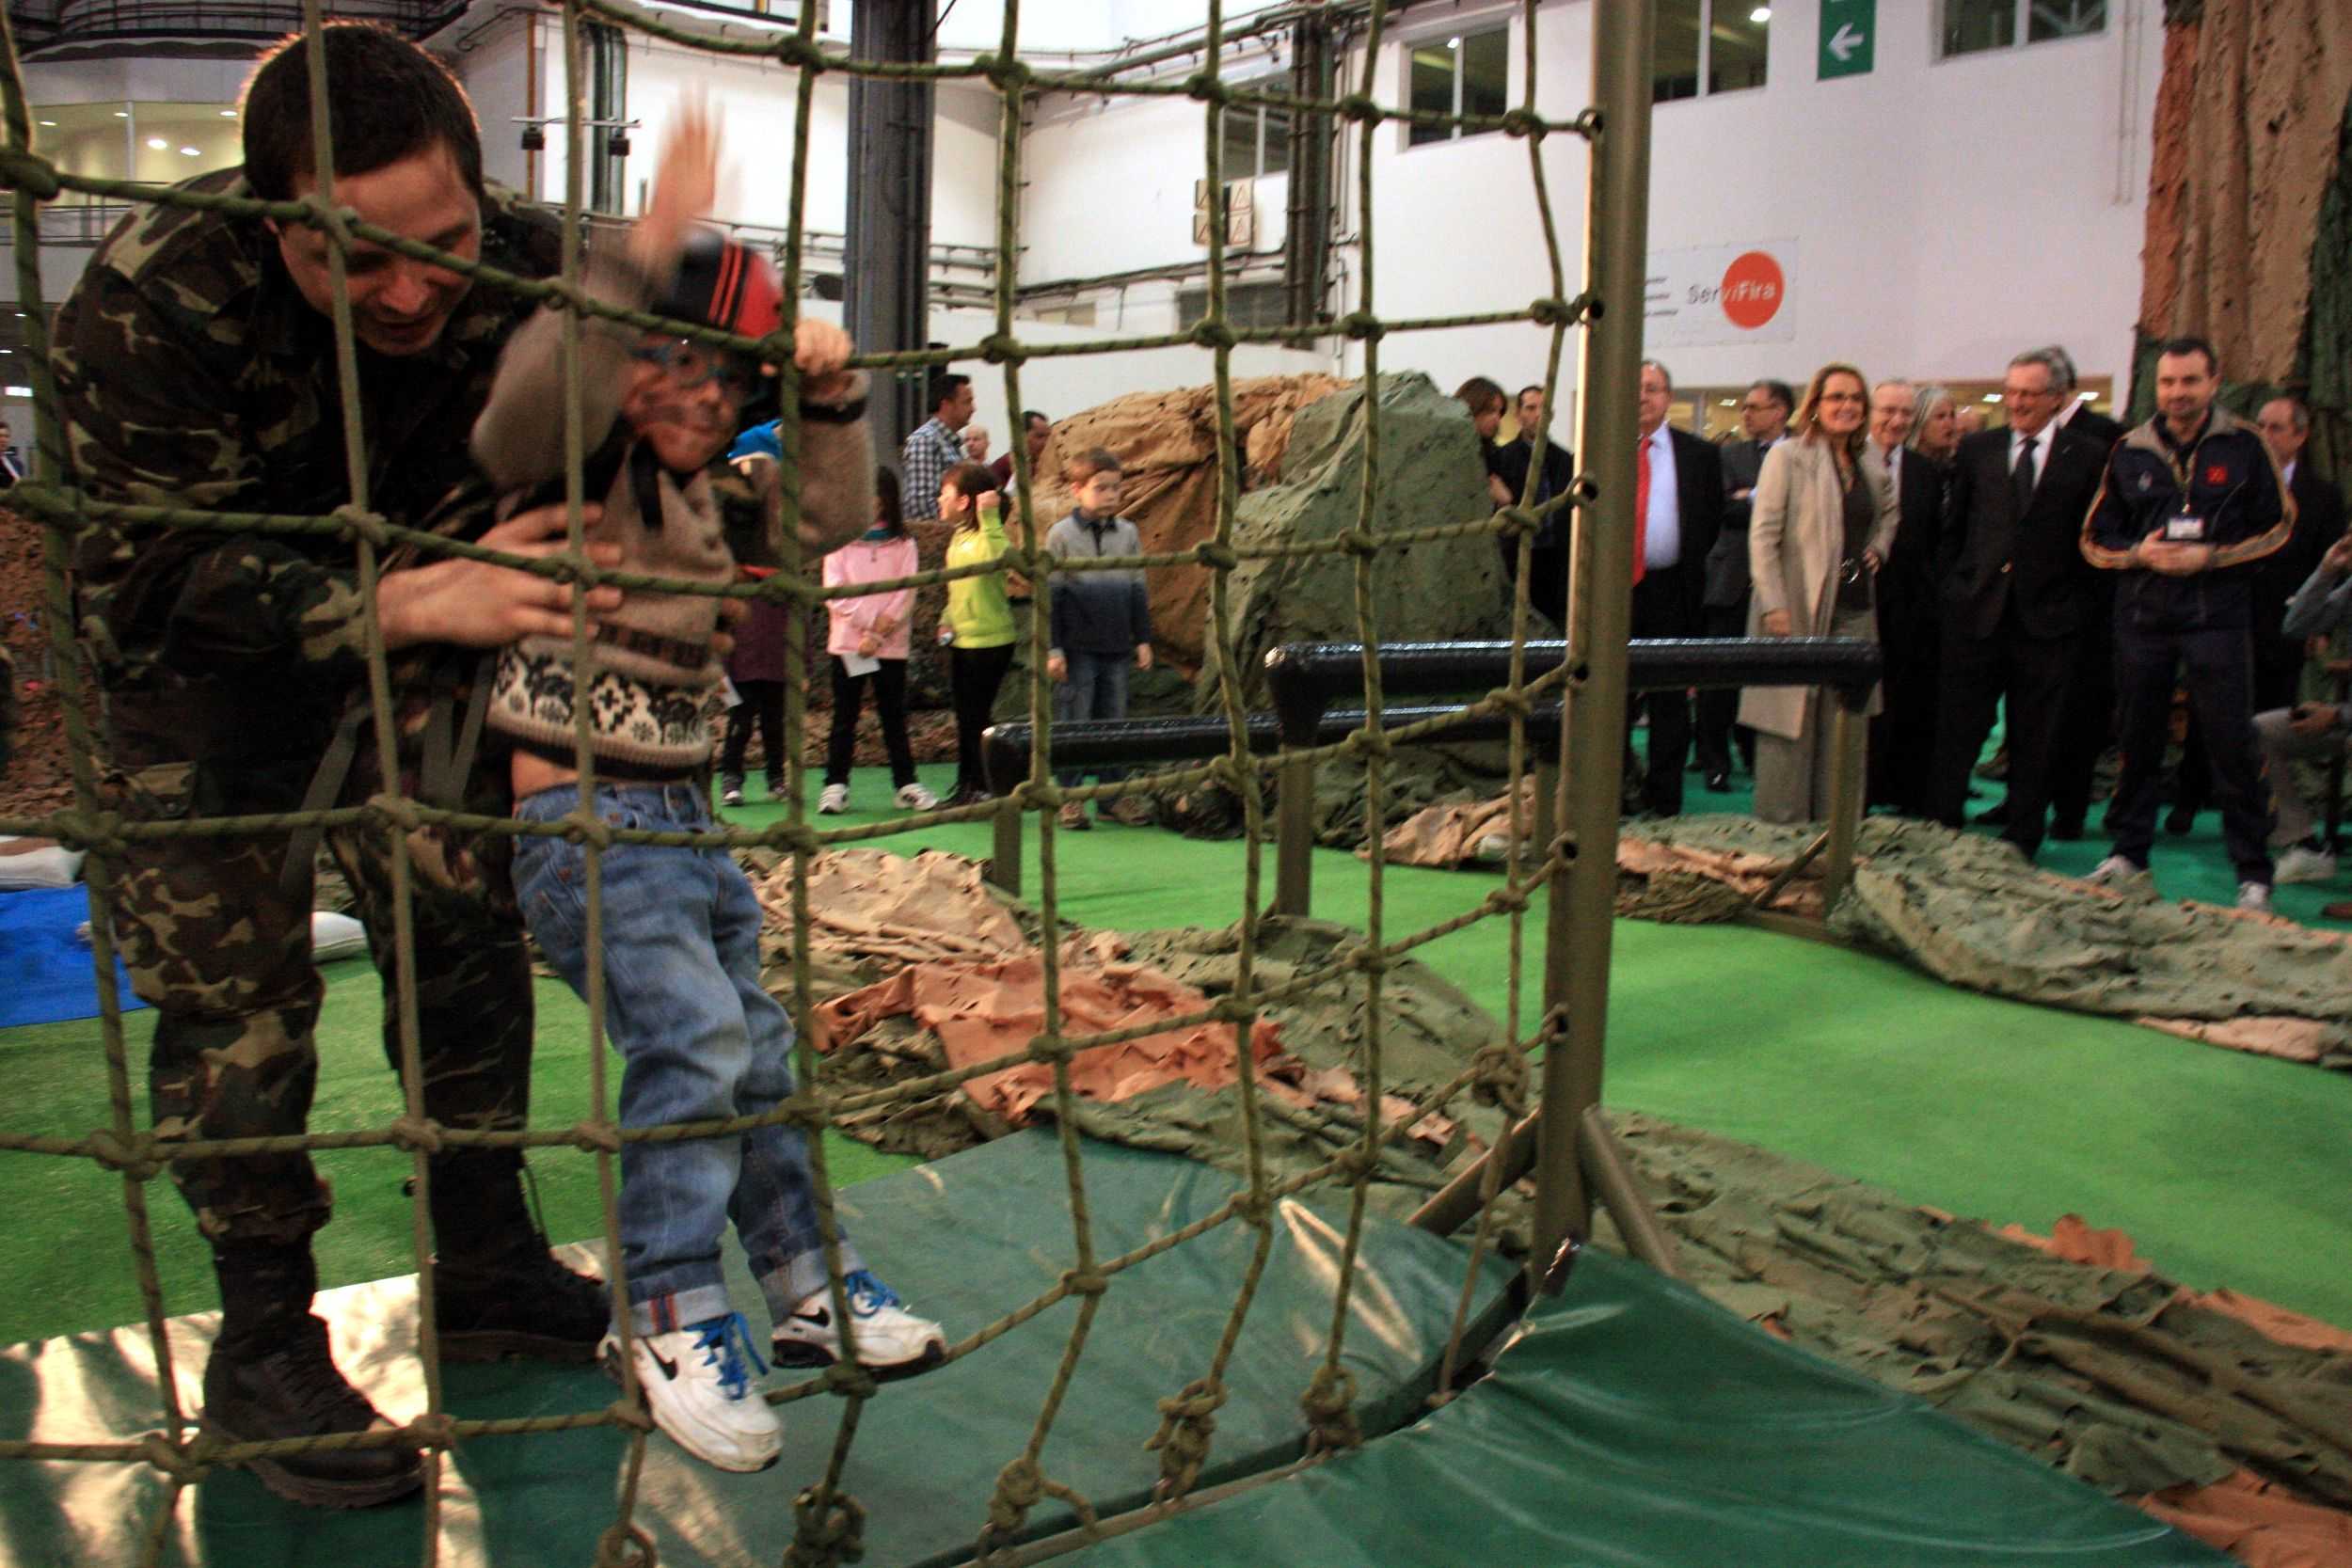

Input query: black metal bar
[1263,638,1883,745]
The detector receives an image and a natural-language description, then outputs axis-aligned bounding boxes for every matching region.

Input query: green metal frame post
[1530,0,1655,1269]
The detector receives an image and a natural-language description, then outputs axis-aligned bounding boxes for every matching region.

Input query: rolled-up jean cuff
[758,1240,866,1323]
[630,1280,737,1338]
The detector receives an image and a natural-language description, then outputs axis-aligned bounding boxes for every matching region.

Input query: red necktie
[1631,436,1651,587]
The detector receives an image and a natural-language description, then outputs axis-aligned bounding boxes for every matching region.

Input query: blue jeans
[1055,649,1132,787]
[513,783,860,1334]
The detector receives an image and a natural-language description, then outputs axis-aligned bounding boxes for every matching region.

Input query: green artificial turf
[6,745,2347,1346]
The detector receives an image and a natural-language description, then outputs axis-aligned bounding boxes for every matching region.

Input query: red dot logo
[1718,251,1785,331]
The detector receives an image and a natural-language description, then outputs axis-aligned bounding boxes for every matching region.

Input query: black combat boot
[203,1242,423,1509]
[428,1148,609,1363]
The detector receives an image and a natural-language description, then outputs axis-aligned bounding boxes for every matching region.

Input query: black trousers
[825,657,915,787]
[2170,640,2303,816]
[1869,578,1940,816]
[2050,615,2115,825]
[2110,622,2273,882]
[950,641,1016,795]
[1626,569,1694,816]
[720,678,785,786]
[1693,601,1756,776]
[1931,619,2076,859]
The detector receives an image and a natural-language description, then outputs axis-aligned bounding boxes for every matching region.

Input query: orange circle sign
[1717,250,1785,331]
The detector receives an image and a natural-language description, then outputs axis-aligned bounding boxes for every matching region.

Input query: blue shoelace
[689,1311,771,1400]
[843,1270,904,1318]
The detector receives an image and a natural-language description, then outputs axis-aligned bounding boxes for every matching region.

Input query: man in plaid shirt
[900,372,976,520]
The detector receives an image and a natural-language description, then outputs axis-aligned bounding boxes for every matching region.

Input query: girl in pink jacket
[819,469,935,813]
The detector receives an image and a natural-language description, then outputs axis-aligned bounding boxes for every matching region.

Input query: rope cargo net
[0,0,1605,1560]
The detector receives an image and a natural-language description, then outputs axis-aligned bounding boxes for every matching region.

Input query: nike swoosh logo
[649,1347,680,1381]
[796,1308,830,1329]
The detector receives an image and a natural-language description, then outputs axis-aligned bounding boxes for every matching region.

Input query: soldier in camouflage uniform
[52,24,620,1508]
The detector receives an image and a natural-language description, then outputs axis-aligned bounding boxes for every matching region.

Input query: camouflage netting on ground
[1633,817,2352,1069]
[1611,1112,2352,1549]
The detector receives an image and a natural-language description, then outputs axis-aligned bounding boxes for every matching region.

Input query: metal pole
[845,0,935,462]
[1272,753,1315,916]
[1820,697,1866,908]
[1530,0,1654,1271]
[991,797,1023,896]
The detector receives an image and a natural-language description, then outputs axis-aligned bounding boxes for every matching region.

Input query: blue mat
[0,887,148,1028]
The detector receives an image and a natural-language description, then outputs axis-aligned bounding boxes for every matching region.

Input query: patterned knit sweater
[473,250,872,775]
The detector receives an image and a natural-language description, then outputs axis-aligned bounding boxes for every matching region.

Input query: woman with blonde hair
[1739,362,1899,823]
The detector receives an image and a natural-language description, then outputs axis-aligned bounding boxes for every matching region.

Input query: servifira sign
[1642,242,1798,349]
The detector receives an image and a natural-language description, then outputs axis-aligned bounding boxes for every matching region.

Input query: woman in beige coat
[1738,363,1899,823]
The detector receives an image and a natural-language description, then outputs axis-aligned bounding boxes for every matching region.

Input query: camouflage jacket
[52,166,561,752]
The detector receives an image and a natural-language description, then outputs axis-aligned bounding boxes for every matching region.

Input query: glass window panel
[131,101,242,185]
[1460,27,1509,122]
[1653,0,1702,103]
[35,101,133,198]
[1709,5,1769,94]
[1261,105,1291,177]
[1220,106,1259,179]
[1407,45,1454,146]
[2026,0,2106,42]
[1942,0,2016,56]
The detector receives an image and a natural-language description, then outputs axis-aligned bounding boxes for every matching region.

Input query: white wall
[1323,0,2164,404]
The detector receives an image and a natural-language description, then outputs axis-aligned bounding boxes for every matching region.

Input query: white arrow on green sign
[1819,0,1875,79]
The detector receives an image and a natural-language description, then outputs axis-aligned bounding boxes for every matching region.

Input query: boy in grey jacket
[2257,531,2352,884]
[1045,447,1153,828]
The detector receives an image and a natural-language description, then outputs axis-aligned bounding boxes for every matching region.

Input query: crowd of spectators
[1461,340,2349,913]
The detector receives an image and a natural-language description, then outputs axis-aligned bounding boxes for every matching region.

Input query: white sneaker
[2236,880,2273,913]
[817,784,849,815]
[771,1271,945,1379]
[894,782,939,811]
[720,784,745,808]
[2274,845,2338,885]
[602,1312,781,1473]
[2084,854,2153,895]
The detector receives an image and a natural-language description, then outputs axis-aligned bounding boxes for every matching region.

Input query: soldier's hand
[377,503,624,650]
[2324,533,2352,576]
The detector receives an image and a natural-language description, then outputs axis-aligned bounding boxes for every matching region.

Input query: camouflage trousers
[103,687,533,1249]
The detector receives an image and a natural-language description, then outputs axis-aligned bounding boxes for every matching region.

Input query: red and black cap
[655,229,782,343]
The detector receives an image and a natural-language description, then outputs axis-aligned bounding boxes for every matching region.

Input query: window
[1406,24,1508,148]
[1941,0,2105,58]
[1218,79,1292,181]
[1177,280,1290,332]
[1653,0,1769,104]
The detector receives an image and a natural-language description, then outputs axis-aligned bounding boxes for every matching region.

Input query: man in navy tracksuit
[2079,337,2293,908]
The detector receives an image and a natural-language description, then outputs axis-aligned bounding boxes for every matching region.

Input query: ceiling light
[179,146,200,156]
[1982,393,2001,403]
[1720,398,1735,406]
[37,119,55,127]
[5,386,30,397]
[218,109,236,118]
[1446,36,1459,48]
[145,137,167,150]
[1750,6,1771,21]
[113,110,129,119]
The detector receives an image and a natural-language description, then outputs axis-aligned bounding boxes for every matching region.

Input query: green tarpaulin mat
[0,1132,1516,1567]
[1058,1248,2233,1568]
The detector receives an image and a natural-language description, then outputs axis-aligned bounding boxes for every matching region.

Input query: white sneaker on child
[771,1270,945,1378]
[2274,845,2338,885]
[601,1312,781,1473]
[2236,880,2273,913]
[894,782,939,811]
[818,784,849,815]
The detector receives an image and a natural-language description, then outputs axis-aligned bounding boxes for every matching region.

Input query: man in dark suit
[2250,395,2344,708]
[2042,345,2122,832]
[1865,378,1948,816]
[1695,378,1790,788]
[0,420,20,487]
[1492,383,1577,627]
[1629,359,1723,816]
[1931,348,2109,861]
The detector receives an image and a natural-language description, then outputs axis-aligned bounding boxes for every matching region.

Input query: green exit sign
[1820,0,1876,78]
